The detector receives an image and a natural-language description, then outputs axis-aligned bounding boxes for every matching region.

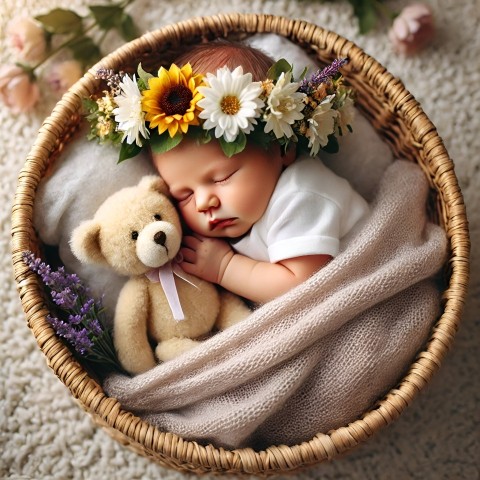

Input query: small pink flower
[389,3,435,55]
[47,60,84,94]
[6,17,47,64]
[0,65,40,114]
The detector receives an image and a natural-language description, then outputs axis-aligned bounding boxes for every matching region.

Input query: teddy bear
[70,175,250,375]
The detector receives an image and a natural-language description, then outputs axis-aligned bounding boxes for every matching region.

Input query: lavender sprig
[299,58,349,94]
[22,251,124,374]
[95,68,125,95]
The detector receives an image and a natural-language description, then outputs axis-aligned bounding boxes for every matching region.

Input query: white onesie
[231,155,369,263]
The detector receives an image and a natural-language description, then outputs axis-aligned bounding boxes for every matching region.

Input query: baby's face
[153,139,284,238]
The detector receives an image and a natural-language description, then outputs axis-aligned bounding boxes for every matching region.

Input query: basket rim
[11,12,470,476]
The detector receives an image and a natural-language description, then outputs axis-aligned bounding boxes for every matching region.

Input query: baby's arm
[180,235,331,303]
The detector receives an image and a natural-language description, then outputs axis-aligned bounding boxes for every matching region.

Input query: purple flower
[80,298,95,316]
[47,315,69,335]
[23,252,46,274]
[72,329,95,355]
[49,269,83,292]
[23,251,123,373]
[47,316,93,355]
[51,288,77,309]
[299,58,349,94]
[87,318,103,337]
[95,68,125,95]
[68,314,83,325]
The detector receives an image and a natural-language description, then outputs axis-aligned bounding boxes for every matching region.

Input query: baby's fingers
[182,235,201,249]
[179,246,197,264]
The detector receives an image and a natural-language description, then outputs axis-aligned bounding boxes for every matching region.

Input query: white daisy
[113,74,149,147]
[263,71,306,139]
[197,66,264,143]
[306,95,338,156]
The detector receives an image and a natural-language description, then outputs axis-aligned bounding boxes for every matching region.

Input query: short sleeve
[266,191,342,263]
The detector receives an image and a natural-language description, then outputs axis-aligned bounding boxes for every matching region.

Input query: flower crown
[84,58,355,162]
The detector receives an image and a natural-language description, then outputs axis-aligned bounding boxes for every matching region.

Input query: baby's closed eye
[214,169,238,184]
[173,190,193,205]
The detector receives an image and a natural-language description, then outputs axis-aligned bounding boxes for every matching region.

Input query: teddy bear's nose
[154,231,166,246]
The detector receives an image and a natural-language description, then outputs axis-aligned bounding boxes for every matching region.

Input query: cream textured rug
[1,0,479,479]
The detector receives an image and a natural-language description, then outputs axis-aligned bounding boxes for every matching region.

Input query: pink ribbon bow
[145,262,198,321]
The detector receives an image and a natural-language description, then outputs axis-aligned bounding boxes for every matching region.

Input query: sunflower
[141,63,204,138]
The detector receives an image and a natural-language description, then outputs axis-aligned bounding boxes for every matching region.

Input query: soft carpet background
[1,0,478,479]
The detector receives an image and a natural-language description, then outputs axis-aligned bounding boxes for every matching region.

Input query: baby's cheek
[182,207,206,234]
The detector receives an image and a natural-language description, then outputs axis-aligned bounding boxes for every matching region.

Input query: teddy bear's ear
[138,175,169,196]
[70,220,107,266]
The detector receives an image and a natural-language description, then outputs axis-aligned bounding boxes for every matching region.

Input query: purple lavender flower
[68,314,83,325]
[47,315,69,335]
[87,318,104,337]
[22,253,80,294]
[49,269,83,292]
[23,251,123,373]
[51,288,77,309]
[47,316,93,355]
[95,68,125,95]
[72,329,95,355]
[299,58,349,94]
[37,263,51,279]
[80,298,95,316]
[23,252,48,277]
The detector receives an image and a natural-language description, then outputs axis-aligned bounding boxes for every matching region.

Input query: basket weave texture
[11,13,470,476]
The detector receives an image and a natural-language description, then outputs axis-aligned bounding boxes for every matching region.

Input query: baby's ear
[139,175,169,196]
[70,221,106,266]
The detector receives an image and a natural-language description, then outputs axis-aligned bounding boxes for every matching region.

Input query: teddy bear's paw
[120,355,157,376]
[155,337,201,362]
[215,291,251,330]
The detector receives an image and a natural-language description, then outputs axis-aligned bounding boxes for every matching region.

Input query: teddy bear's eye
[154,214,162,221]
[131,231,139,240]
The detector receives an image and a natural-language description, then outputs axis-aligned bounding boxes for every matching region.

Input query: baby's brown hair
[174,40,274,80]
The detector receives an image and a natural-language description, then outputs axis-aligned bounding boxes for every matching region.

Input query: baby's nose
[197,193,220,212]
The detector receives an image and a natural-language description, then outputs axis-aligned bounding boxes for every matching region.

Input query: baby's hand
[180,235,234,284]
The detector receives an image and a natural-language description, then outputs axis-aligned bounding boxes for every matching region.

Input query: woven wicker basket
[11,13,470,475]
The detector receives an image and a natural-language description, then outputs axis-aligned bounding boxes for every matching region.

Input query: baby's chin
[191,222,251,239]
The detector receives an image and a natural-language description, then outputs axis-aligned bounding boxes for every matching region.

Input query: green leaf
[89,5,123,30]
[89,6,139,40]
[137,63,154,84]
[137,78,147,91]
[347,0,379,34]
[189,126,212,145]
[249,123,272,150]
[358,9,378,34]
[118,141,143,163]
[68,36,101,67]
[297,66,309,81]
[321,135,339,154]
[82,97,99,114]
[150,131,183,154]
[35,8,83,34]
[219,131,247,158]
[267,58,293,81]
[118,13,139,41]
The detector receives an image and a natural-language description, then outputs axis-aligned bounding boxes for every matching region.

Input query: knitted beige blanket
[104,160,447,449]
